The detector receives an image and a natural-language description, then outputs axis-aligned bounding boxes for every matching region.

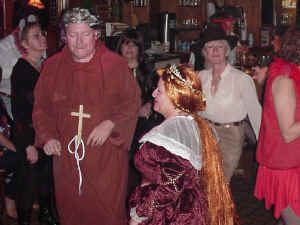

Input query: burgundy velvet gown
[129,142,207,225]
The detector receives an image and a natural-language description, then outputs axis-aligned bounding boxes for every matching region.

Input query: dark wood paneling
[2,0,14,36]
[227,0,261,46]
[69,0,83,8]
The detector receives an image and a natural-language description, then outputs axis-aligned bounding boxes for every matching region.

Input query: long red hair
[158,64,239,225]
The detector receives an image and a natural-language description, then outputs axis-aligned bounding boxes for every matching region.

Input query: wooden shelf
[170,26,201,32]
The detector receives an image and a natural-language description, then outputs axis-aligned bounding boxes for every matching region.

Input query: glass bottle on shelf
[282,0,286,8]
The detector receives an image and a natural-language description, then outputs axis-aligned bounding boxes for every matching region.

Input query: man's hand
[44,139,61,156]
[87,120,115,147]
[26,145,38,164]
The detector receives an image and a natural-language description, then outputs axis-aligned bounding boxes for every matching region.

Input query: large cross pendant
[71,105,91,146]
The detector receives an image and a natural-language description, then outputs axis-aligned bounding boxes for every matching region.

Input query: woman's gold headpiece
[165,64,206,102]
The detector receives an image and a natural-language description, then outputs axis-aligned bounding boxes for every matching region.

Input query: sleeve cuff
[130,207,148,223]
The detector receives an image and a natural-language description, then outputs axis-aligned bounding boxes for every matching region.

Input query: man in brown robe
[32,8,141,225]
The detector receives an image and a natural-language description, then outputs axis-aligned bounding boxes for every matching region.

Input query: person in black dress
[116,29,163,197]
[10,22,59,225]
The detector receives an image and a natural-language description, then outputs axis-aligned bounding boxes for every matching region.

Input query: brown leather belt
[207,119,243,128]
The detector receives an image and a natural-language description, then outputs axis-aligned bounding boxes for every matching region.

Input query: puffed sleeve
[129,142,206,225]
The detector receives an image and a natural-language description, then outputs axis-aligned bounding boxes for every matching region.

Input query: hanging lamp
[27,0,45,9]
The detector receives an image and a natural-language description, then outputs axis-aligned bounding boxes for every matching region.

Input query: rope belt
[68,135,85,195]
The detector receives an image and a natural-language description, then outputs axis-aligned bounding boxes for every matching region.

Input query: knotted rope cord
[68,135,86,195]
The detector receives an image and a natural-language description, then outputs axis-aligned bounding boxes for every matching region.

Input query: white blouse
[197,64,262,138]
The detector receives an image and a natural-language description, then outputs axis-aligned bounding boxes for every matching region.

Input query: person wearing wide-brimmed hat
[197,23,262,183]
[189,9,240,71]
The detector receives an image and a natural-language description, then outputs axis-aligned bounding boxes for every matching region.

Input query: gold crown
[167,64,206,102]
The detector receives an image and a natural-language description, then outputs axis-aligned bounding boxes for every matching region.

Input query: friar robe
[32,41,141,225]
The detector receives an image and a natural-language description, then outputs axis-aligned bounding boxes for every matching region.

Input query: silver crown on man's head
[62,8,100,28]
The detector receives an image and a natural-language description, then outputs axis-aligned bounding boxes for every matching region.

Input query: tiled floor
[1,174,278,225]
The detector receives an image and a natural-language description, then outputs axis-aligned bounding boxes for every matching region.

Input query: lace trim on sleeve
[130,207,148,223]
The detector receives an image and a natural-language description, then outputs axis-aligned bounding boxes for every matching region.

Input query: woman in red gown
[129,64,238,225]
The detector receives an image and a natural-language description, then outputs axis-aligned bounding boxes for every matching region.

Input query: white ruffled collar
[140,115,202,170]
